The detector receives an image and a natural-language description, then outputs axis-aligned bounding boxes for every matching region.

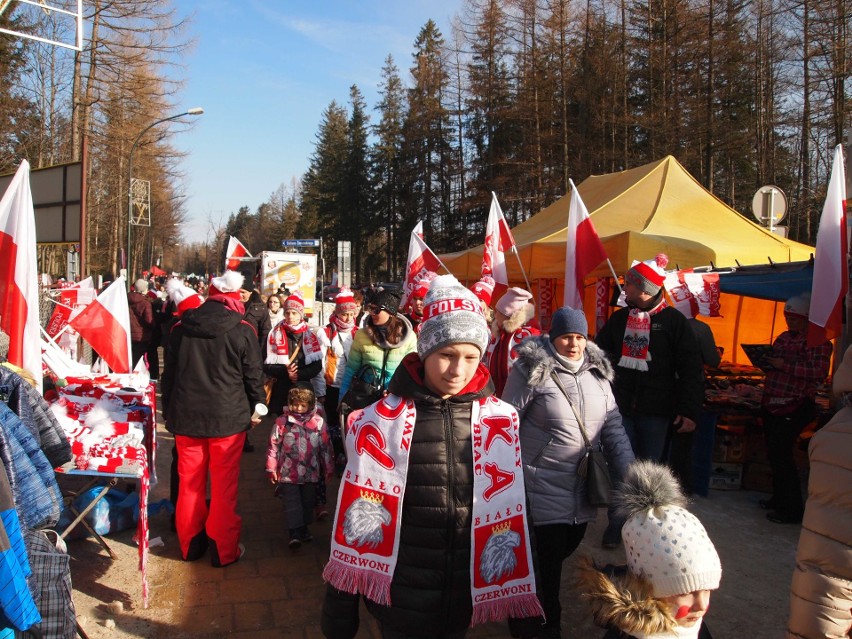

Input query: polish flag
[0,160,41,390]
[482,192,515,300]
[225,236,252,270]
[401,221,442,306]
[69,276,133,373]
[808,144,848,347]
[563,181,607,310]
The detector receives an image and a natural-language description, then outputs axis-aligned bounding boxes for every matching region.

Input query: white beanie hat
[418,274,490,360]
[616,461,722,598]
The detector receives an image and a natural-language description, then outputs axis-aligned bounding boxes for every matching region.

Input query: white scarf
[322,394,543,625]
[266,320,322,366]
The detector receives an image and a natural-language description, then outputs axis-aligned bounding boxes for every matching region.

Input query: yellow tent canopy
[441,155,814,280]
[439,156,818,366]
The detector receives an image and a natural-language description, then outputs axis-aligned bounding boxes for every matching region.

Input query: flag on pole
[0,160,42,390]
[225,236,252,271]
[482,192,515,300]
[563,181,607,310]
[808,144,848,347]
[401,221,442,306]
[69,276,133,373]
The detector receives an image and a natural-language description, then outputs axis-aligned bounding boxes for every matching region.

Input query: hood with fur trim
[494,301,535,334]
[512,334,615,387]
[576,558,677,636]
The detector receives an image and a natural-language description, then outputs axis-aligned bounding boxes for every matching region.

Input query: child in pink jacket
[266,385,333,548]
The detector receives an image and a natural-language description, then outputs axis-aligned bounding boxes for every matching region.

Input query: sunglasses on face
[368,305,386,314]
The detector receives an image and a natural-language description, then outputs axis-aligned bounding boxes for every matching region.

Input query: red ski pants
[174,431,245,564]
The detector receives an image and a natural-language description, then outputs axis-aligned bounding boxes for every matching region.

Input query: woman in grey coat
[503,306,635,639]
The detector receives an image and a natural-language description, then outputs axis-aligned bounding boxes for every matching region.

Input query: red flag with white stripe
[808,144,848,346]
[225,236,252,271]
[69,276,133,373]
[0,160,42,389]
[563,182,607,310]
[482,192,515,300]
[401,221,442,306]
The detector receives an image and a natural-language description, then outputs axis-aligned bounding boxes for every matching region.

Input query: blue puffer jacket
[503,336,634,526]
[0,404,62,530]
[0,365,72,468]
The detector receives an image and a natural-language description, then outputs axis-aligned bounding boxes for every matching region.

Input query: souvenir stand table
[702,361,831,491]
[50,375,156,607]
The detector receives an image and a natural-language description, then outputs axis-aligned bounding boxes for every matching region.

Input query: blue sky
[173,0,462,240]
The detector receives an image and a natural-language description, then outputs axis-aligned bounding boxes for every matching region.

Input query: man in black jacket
[595,255,703,547]
[161,270,265,567]
[236,261,271,452]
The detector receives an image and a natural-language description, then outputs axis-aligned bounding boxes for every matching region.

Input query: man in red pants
[161,270,265,567]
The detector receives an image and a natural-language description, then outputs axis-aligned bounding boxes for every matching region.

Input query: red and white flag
[0,160,42,390]
[69,276,133,373]
[401,221,442,306]
[563,181,607,310]
[482,192,515,300]
[664,270,722,319]
[808,144,848,347]
[225,236,252,270]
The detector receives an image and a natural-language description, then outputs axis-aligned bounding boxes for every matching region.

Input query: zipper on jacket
[440,399,455,633]
[529,438,554,466]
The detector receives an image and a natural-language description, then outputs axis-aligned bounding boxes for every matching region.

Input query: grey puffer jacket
[503,336,634,526]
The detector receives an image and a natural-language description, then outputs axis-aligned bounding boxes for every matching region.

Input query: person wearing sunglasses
[338,287,416,408]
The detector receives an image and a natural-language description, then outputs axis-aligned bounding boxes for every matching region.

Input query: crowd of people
[121,253,848,639]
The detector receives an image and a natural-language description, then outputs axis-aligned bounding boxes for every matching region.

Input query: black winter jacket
[242,290,271,356]
[323,353,520,638]
[161,300,265,438]
[595,303,704,422]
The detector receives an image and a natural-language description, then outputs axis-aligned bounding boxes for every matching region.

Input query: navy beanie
[549,306,588,341]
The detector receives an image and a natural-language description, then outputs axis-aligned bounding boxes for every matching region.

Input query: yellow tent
[439,156,817,364]
[441,155,813,280]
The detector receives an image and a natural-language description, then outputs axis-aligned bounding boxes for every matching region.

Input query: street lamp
[127,107,203,285]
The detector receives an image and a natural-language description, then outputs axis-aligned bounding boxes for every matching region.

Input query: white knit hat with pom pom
[616,461,722,598]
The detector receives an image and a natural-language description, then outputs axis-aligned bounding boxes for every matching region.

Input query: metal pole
[320,236,325,326]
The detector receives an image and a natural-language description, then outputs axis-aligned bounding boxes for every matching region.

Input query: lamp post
[127,107,203,285]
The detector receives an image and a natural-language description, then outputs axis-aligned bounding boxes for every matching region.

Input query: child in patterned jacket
[266,385,334,548]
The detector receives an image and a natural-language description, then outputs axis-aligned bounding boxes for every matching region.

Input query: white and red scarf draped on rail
[323,394,543,625]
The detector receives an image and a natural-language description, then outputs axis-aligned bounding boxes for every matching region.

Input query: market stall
[48,373,156,607]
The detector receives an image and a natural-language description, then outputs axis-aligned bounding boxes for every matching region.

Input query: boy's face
[289,400,310,414]
[662,589,711,627]
[423,343,482,398]
[285,309,302,325]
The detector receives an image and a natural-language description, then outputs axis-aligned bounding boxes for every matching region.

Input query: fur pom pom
[165,278,183,296]
[211,270,244,293]
[614,460,686,521]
